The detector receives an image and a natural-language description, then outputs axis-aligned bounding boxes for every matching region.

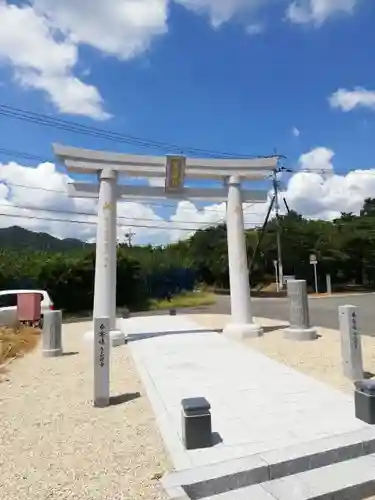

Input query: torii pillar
[87,169,125,346]
[223,176,263,339]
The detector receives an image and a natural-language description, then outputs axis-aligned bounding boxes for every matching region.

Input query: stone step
[203,453,375,499]
[162,428,375,499]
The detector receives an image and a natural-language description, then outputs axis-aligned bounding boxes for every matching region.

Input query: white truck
[0,289,54,327]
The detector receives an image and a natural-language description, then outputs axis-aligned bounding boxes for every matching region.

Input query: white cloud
[297,146,334,173]
[0,0,364,118]
[285,169,375,220]
[245,22,265,35]
[0,2,108,120]
[283,146,375,219]
[0,0,169,119]
[329,87,375,112]
[178,0,362,27]
[148,177,166,187]
[286,0,358,25]
[1,149,375,247]
[175,0,262,27]
[292,126,300,137]
[0,161,168,245]
[32,0,169,60]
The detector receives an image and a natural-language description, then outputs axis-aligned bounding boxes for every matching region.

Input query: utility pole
[249,196,275,277]
[124,229,136,247]
[272,168,284,289]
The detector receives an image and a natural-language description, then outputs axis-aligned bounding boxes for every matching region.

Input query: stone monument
[284,280,317,341]
[339,305,363,381]
[94,316,110,408]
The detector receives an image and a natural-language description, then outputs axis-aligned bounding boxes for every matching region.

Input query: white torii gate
[54,144,278,341]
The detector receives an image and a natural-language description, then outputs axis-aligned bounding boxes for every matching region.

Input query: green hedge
[0,247,197,313]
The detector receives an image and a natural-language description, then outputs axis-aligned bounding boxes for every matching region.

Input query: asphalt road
[66,292,375,336]
[205,293,375,337]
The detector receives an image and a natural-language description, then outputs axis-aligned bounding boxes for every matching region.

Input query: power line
[2,145,375,179]
[0,209,264,232]
[0,210,223,232]
[0,200,227,226]
[0,148,50,163]
[0,199,261,225]
[0,197,267,231]
[3,181,366,224]
[0,103,275,159]
[0,184,354,223]
[2,181,265,215]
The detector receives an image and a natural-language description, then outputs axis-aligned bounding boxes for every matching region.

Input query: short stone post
[181,397,212,450]
[42,310,63,357]
[94,317,110,408]
[339,305,363,381]
[284,280,317,341]
[354,380,375,424]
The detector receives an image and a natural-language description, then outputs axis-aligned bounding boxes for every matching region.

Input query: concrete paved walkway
[126,315,371,471]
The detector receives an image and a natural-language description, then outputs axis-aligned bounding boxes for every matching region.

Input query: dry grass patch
[0,324,41,370]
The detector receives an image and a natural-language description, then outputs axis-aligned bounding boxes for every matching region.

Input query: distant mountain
[0,226,87,251]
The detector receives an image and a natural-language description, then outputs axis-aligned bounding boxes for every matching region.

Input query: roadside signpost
[310,254,318,294]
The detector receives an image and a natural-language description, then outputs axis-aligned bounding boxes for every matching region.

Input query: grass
[62,290,217,321]
[149,291,216,311]
[0,324,41,369]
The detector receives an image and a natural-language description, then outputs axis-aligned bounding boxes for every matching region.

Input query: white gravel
[0,321,170,500]
[193,314,375,394]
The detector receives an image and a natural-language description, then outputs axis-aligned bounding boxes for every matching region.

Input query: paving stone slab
[198,454,375,500]
[263,453,375,500]
[129,315,372,473]
[162,454,269,500]
[203,484,277,499]
[164,427,375,499]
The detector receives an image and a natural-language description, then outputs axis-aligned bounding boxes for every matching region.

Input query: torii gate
[54,144,278,341]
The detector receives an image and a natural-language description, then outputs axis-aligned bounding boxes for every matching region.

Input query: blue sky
[0,0,375,244]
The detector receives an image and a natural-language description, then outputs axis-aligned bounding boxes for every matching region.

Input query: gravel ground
[0,321,170,500]
[193,314,375,394]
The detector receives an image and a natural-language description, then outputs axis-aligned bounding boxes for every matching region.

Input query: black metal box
[355,380,375,425]
[181,397,212,450]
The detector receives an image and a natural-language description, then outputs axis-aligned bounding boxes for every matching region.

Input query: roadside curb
[309,292,375,300]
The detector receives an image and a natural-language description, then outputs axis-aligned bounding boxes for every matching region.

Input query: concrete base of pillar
[284,327,318,341]
[84,328,126,347]
[43,348,63,358]
[223,322,263,340]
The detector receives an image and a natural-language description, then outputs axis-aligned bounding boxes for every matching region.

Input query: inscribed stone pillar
[284,280,317,341]
[94,316,110,408]
[339,305,363,381]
